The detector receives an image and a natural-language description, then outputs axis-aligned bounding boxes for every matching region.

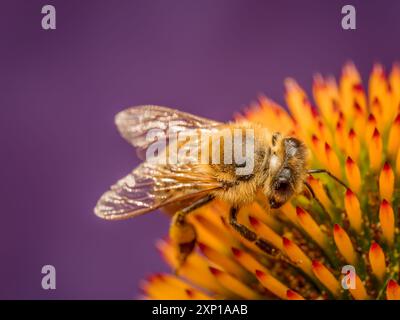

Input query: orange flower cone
[142,63,400,300]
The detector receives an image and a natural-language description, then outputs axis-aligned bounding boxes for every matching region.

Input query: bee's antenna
[307,169,348,189]
[303,181,330,218]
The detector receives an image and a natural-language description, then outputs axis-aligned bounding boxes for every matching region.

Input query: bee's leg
[307,169,348,189]
[170,194,215,271]
[229,206,278,257]
[303,181,329,217]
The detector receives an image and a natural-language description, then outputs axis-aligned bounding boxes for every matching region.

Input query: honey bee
[95,105,347,266]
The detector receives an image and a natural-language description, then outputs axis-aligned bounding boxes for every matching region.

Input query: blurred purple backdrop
[0,0,399,299]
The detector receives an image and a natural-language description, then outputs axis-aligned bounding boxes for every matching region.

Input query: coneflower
[141,63,400,300]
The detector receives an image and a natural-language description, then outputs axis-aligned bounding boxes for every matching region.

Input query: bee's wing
[95,162,222,220]
[115,105,223,159]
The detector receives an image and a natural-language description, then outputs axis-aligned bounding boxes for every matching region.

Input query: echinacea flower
[141,63,400,300]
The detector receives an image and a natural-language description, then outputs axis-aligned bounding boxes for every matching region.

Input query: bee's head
[264,134,308,209]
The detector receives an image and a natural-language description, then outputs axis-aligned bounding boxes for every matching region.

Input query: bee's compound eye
[274,177,289,192]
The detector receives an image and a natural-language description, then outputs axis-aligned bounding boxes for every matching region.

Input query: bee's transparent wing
[94,162,221,220]
[115,105,223,159]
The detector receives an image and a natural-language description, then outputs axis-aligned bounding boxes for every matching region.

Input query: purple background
[0,0,399,299]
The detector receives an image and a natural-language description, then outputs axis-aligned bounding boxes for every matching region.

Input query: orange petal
[345,157,361,194]
[379,200,395,246]
[387,114,400,159]
[379,162,394,201]
[349,275,369,300]
[368,128,382,171]
[333,224,357,265]
[312,260,341,297]
[282,237,313,277]
[296,207,328,249]
[345,129,360,163]
[286,289,305,300]
[344,189,363,233]
[368,242,386,281]
[387,280,400,300]
[209,267,259,299]
[255,270,288,300]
